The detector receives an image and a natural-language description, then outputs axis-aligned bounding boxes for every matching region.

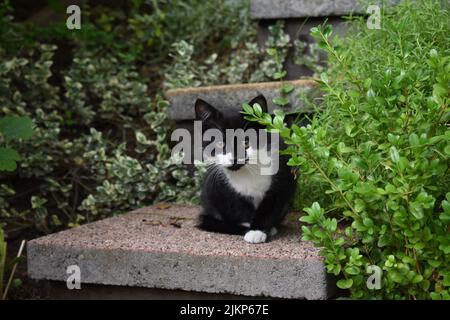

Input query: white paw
[270,227,278,237]
[244,230,267,244]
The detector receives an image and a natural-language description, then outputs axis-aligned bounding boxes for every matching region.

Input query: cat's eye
[216,141,224,149]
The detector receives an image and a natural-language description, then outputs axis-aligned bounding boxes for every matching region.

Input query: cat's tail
[197,214,249,235]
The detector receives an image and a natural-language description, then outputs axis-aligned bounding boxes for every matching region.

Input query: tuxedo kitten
[195,95,296,243]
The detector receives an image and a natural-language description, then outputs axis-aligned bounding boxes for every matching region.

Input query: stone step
[28,205,336,299]
[166,80,318,121]
[250,0,399,19]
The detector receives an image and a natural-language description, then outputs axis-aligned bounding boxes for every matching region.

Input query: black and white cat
[194,94,296,244]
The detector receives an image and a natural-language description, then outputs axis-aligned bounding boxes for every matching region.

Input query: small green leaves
[415,192,435,208]
[280,83,294,94]
[310,24,334,52]
[429,48,438,58]
[439,193,450,223]
[389,146,400,163]
[323,24,333,38]
[273,115,284,129]
[272,96,289,106]
[310,26,320,39]
[300,202,324,224]
[135,131,151,145]
[287,0,450,300]
[253,103,263,116]
[273,71,287,80]
[337,142,354,154]
[242,103,253,115]
[0,148,21,172]
[433,83,447,98]
[0,116,33,141]
[0,116,34,172]
[409,191,435,220]
[320,72,329,84]
[344,123,357,137]
[408,133,419,147]
[337,279,353,289]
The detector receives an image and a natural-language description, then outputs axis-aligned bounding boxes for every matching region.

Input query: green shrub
[126,0,255,62]
[163,20,294,89]
[0,42,202,233]
[243,0,449,299]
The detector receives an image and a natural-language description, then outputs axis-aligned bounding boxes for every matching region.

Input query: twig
[2,240,26,300]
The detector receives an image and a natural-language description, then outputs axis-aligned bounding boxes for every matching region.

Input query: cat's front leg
[243,226,278,243]
[244,197,282,244]
[244,229,268,243]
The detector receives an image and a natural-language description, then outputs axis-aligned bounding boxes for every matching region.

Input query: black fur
[195,95,297,241]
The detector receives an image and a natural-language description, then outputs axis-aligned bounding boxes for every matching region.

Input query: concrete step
[166,80,318,121]
[28,205,336,299]
[250,0,399,19]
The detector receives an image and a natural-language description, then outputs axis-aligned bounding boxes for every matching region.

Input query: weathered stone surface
[166,80,318,121]
[250,0,399,19]
[28,205,335,299]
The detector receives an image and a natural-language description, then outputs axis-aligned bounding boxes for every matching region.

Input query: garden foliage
[243,0,449,299]
[0,2,206,232]
[0,0,317,233]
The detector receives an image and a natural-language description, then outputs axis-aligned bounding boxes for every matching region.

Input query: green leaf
[444,144,450,156]
[273,97,289,106]
[439,199,450,222]
[299,215,315,224]
[433,83,447,98]
[242,103,253,115]
[0,147,21,171]
[409,202,424,220]
[323,25,333,38]
[253,103,263,116]
[266,48,277,56]
[337,142,353,154]
[320,72,329,84]
[390,271,404,283]
[273,115,284,129]
[273,71,287,80]
[345,266,360,275]
[310,27,320,38]
[411,275,423,284]
[0,116,33,140]
[443,274,450,287]
[389,146,400,163]
[337,278,353,289]
[281,83,295,94]
[352,156,369,171]
[344,123,357,137]
[409,133,420,147]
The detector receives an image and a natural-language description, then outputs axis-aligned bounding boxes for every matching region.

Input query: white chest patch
[222,166,272,208]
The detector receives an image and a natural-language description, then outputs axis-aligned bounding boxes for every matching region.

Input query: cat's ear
[248,94,268,113]
[195,99,221,122]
